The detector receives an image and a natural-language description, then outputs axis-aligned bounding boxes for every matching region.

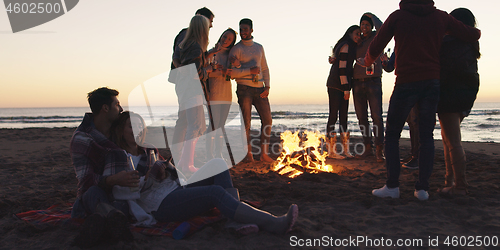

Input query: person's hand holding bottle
[328,56,335,64]
[381,48,391,67]
[223,67,232,79]
[344,91,350,100]
[250,66,260,75]
[230,56,241,68]
[328,46,335,64]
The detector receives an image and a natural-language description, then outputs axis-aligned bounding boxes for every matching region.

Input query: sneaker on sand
[372,185,400,198]
[414,190,429,201]
[402,158,419,169]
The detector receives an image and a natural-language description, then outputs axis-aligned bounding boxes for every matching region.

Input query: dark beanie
[360,15,373,28]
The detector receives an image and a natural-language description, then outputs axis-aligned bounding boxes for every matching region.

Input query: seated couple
[70,87,298,247]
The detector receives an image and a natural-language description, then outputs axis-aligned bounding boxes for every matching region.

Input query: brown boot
[376,145,385,163]
[357,144,373,158]
[340,132,354,158]
[326,134,345,159]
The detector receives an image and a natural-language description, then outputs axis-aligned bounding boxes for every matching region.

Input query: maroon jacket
[364,0,481,84]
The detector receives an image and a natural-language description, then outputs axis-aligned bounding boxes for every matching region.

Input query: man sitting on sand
[70,87,137,247]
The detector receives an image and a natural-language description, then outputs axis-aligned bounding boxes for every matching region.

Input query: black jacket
[326,39,357,91]
[437,36,479,113]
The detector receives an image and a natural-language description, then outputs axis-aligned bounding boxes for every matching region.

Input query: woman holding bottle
[325,25,361,159]
[206,28,238,160]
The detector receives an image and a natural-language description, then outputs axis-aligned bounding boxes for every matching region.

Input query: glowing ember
[272,130,336,178]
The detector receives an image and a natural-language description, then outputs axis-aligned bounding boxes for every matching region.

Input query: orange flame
[272,130,336,178]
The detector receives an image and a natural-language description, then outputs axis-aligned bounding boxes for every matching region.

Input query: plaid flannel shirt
[71,113,168,198]
[70,113,129,198]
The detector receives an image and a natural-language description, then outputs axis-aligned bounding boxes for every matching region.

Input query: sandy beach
[1,127,499,249]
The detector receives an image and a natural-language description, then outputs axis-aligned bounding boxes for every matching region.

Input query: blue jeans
[152,170,238,222]
[406,106,420,158]
[236,85,272,145]
[352,78,384,146]
[71,186,130,218]
[326,88,348,136]
[385,79,440,191]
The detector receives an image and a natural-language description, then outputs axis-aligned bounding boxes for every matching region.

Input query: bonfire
[272,130,338,178]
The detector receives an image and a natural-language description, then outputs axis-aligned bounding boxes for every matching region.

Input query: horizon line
[1,101,499,109]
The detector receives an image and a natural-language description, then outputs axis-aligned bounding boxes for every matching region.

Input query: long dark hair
[111,111,147,150]
[333,25,360,54]
[450,8,480,59]
[217,28,237,50]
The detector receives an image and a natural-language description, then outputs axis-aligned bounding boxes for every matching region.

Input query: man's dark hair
[196,7,214,19]
[87,87,119,115]
[360,15,374,29]
[239,18,253,29]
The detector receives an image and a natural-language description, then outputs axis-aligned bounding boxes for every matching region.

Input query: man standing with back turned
[229,18,273,163]
[359,0,480,201]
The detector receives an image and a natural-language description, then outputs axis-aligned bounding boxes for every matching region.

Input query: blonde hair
[180,15,210,52]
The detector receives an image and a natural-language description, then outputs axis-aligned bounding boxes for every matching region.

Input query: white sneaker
[372,185,400,198]
[414,190,429,201]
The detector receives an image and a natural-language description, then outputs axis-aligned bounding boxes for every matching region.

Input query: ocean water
[1,103,499,143]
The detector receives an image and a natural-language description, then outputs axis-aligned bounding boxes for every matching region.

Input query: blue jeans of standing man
[352,78,384,146]
[152,169,238,222]
[385,79,440,191]
[236,85,272,147]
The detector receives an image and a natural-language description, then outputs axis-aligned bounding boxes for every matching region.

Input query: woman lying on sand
[111,111,298,235]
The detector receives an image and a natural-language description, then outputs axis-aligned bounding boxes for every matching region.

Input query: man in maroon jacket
[358,0,481,200]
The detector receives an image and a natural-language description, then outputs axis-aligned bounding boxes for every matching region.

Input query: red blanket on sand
[15,201,262,238]
[14,203,222,237]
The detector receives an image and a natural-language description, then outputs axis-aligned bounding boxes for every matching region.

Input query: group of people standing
[169,7,274,174]
[327,0,481,201]
[326,12,385,162]
[68,1,481,247]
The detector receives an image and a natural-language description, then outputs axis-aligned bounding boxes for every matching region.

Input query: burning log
[272,130,335,178]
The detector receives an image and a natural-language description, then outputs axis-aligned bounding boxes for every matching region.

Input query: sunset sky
[0,0,497,108]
